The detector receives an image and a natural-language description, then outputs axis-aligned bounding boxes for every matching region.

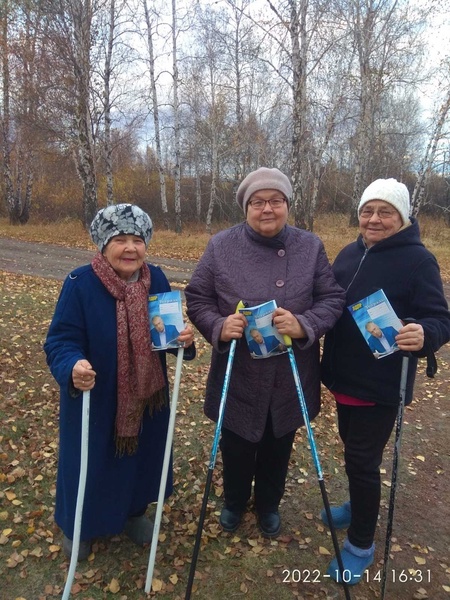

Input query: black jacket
[321,219,450,406]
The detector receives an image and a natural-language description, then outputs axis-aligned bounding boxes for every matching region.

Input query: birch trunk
[172,0,182,233]
[412,93,450,217]
[104,0,115,206]
[288,0,308,229]
[143,0,169,229]
[72,0,98,227]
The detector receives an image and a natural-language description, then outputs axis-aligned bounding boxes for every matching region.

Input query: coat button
[276,279,285,287]
[278,249,286,257]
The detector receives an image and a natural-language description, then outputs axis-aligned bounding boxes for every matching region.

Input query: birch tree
[142,0,169,228]
[1,0,43,224]
[42,0,99,226]
[344,0,425,224]
[411,92,450,216]
[171,0,182,232]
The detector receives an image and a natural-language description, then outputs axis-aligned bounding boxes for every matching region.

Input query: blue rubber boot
[320,501,351,529]
[327,538,375,585]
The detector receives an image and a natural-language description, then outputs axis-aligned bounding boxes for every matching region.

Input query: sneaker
[258,511,281,538]
[219,507,242,532]
[124,515,154,546]
[63,535,92,561]
[320,501,351,529]
[327,538,375,585]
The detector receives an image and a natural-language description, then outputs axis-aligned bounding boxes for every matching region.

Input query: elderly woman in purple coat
[185,167,345,537]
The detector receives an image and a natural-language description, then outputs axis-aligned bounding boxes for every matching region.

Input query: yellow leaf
[2,528,12,537]
[416,455,425,462]
[5,491,16,502]
[30,547,43,557]
[152,578,163,591]
[319,546,331,555]
[414,556,426,565]
[108,578,120,593]
[49,545,60,552]
[169,573,178,584]
[442,585,450,592]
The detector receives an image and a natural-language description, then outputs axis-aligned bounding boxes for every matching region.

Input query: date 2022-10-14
[281,568,432,584]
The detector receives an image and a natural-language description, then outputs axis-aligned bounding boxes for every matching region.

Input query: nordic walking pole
[284,336,351,600]
[145,347,184,594]
[62,390,90,600]
[185,301,245,600]
[381,353,409,600]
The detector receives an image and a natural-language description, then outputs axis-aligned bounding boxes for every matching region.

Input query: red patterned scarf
[91,252,166,455]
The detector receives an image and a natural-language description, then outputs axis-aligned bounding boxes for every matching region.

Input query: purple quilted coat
[185,223,345,442]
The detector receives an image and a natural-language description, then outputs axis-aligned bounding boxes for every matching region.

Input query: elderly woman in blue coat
[44,204,195,560]
[185,167,345,537]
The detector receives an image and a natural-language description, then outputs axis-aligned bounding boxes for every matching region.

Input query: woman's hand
[272,307,306,339]
[220,313,247,342]
[178,324,195,347]
[72,359,96,391]
[396,323,424,352]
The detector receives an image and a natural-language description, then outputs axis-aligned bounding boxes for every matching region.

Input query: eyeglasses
[248,198,286,210]
[359,208,397,219]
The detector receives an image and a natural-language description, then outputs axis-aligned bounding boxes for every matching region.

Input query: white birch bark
[143,0,169,228]
[172,0,182,233]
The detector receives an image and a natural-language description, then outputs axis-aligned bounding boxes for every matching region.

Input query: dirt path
[0,236,196,285]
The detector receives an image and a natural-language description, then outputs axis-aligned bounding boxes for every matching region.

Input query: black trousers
[219,412,296,514]
[337,402,398,549]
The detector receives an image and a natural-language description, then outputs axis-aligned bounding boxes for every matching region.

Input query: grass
[1,216,449,599]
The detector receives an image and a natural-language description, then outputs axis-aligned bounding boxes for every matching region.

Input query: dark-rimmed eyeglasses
[248,198,286,210]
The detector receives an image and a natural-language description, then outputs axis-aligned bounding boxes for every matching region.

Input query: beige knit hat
[358,178,410,224]
[236,167,292,213]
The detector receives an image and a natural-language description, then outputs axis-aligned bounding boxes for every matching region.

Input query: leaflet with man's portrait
[348,289,403,359]
[148,291,185,351]
[239,300,287,359]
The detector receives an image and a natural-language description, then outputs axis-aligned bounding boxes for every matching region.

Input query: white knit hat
[358,178,410,225]
[236,167,292,213]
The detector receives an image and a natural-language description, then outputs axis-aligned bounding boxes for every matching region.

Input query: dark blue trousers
[337,402,398,548]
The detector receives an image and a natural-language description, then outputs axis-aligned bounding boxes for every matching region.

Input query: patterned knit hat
[358,178,410,225]
[236,167,292,213]
[90,204,153,251]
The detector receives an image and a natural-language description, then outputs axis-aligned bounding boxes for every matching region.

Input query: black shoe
[258,511,281,538]
[219,507,242,532]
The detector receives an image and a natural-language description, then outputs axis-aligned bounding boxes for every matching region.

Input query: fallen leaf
[108,578,120,593]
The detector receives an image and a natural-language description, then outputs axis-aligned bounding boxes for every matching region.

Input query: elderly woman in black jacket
[321,178,450,585]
